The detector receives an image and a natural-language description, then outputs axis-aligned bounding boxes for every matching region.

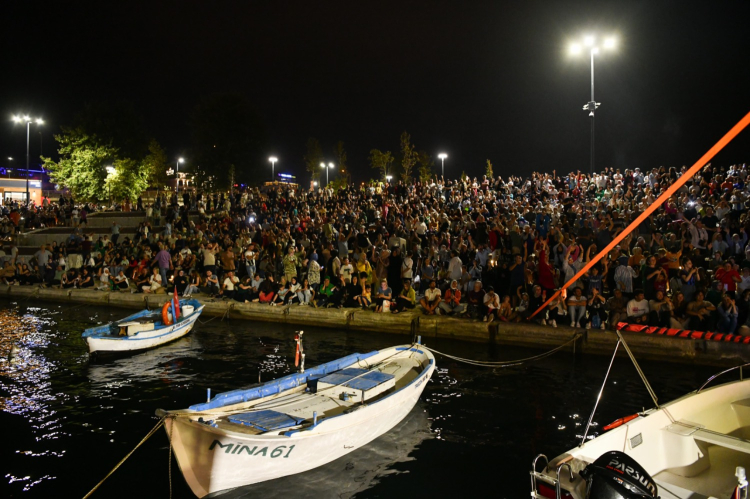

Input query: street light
[12,115,44,204]
[269,156,278,181]
[438,153,448,177]
[568,34,617,175]
[320,162,334,186]
[385,175,393,182]
[175,157,185,193]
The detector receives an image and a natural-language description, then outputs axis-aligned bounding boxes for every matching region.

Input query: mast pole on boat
[580,339,620,447]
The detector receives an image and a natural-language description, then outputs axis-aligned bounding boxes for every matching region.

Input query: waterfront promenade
[2,283,747,367]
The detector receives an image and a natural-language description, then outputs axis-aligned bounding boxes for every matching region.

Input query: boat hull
[165,349,434,497]
[535,377,750,499]
[86,307,203,354]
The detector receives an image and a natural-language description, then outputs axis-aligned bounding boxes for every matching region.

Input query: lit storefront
[0,178,42,204]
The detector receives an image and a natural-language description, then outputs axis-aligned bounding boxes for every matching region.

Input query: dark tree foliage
[189,93,266,189]
[72,101,149,159]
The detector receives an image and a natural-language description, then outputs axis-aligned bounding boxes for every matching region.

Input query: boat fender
[603,413,639,431]
[162,302,173,326]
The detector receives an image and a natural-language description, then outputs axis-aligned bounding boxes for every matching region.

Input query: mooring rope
[82,415,169,499]
[422,334,580,368]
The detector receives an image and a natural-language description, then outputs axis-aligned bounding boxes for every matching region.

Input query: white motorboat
[530,333,750,499]
[82,298,204,354]
[157,341,435,498]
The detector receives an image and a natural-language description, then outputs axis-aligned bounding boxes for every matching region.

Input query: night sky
[2,0,749,182]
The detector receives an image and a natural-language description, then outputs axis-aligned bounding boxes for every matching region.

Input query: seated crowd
[3,161,750,334]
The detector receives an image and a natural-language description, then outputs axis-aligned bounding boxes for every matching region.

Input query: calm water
[0,301,720,498]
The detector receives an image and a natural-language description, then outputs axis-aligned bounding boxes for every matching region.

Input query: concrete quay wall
[1,285,748,367]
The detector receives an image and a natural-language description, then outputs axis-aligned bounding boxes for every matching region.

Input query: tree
[143,139,168,189]
[42,127,117,201]
[334,141,349,184]
[417,150,434,183]
[107,157,150,202]
[304,137,323,181]
[400,131,416,183]
[460,170,469,182]
[369,149,394,180]
[486,159,494,179]
[190,93,266,189]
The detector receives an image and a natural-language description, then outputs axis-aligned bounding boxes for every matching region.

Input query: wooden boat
[531,334,750,499]
[157,343,435,498]
[82,298,204,354]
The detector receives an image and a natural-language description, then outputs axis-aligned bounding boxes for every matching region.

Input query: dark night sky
[2,0,749,182]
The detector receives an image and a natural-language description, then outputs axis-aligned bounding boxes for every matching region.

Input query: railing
[698,362,750,393]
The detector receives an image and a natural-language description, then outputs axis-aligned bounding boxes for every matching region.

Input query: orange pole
[528,111,750,320]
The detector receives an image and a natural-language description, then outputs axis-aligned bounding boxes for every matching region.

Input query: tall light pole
[269,156,278,181]
[319,162,334,186]
[175,157,184,193]
[7,157,13,178]
[569,35,616,175]
[12,115,44,204]
[438,153,448,177]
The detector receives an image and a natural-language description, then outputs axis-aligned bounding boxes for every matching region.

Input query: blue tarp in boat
[227,410,306,432]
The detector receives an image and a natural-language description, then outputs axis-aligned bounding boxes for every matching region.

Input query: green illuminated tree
[417,150,434,183]
[107,157,150,202]
[369,149,394,180]
[400,131,416,182]
[486,159,494,179]
[42,127,116,201]
[143,139,169,189]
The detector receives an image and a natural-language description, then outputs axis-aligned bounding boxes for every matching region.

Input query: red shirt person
[715,262,741,292]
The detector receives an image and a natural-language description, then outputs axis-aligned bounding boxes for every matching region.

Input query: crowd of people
[2,161,750,334]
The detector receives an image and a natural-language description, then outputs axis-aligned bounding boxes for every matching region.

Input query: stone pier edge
[2,285,747,367]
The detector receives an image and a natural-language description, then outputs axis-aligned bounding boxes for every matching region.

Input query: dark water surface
[0,302,720,498]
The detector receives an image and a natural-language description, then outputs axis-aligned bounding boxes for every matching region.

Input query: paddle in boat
[156,333,436,498]
[82,289,204,355]
[530,331,750,499]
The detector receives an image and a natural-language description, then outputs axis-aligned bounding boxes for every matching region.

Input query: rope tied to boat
[82,414,174,499]
[421,334,581,368]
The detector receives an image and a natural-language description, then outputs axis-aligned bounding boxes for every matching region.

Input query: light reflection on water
[0,301,722,498]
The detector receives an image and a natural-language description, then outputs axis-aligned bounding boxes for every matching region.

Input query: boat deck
[210,357,423,435]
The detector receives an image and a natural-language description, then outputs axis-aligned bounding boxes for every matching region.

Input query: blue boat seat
[227,409,306,432]
[318,368,394,391]
[188,350,379,411]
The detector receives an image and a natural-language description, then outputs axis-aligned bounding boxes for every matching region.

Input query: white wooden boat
[531,336,750,499]
[157,343,435,498]
[82,299,204,354]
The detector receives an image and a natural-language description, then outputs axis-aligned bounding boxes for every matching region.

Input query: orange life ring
[603,413,639,431]
[162,302,173,326]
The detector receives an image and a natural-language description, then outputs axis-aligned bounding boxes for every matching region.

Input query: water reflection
[87,336,202,393]
[0,306,65,492]
[217,403,433,499]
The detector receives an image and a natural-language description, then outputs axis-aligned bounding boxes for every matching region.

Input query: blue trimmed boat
[82,298,204,354]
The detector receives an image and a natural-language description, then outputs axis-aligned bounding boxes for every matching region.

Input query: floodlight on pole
[175,157,185,193]
[269,156,278,180]
[568,33,617,175]
[438,153,448,177]
[11,114,44,204]
[319,162,334,186]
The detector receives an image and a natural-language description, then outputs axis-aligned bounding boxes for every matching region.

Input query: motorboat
[156,338,435,498]
[82,298,204,354]
[530,332,750,499]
